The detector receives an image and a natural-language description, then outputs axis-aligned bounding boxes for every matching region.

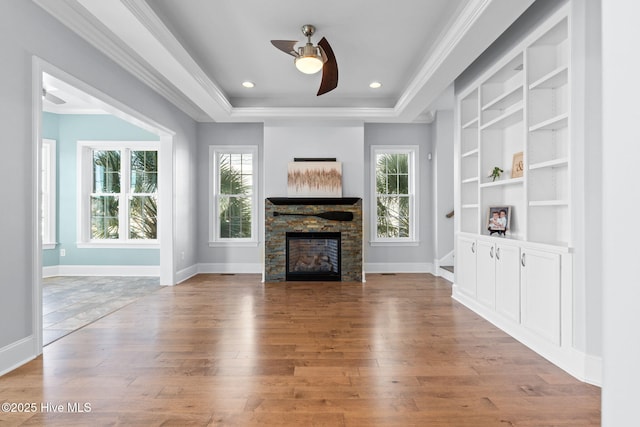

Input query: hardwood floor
[0,274,600,426]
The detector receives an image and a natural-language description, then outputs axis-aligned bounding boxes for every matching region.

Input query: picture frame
[287,161,342,197]
[511,151,524,178]
[486,206,511,236]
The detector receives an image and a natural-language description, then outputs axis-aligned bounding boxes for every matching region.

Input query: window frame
[209,145,259,247]
[370,145,419,246]
[77,141,160,248]
[42,138,57,250]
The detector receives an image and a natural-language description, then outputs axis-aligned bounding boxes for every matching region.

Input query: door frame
[32,57,176,352]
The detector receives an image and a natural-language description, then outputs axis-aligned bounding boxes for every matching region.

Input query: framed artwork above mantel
[287,160,342,197]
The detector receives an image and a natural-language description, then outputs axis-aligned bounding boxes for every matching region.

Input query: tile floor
[42,276,161,345]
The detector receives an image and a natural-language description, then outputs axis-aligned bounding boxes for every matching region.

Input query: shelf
[462,177,479,184]
[462,148,479,158]
[529,66,568,90]
[529,200,569,207]
[461,204,479,209]
[482,84,523,111]
[481,101,523,130]
[462,117,479,129]
[480,177,524,188]
[529,158,568,170]
[529,113,568,131]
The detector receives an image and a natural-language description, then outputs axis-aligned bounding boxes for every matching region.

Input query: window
[210,146,258,246]
[42,139,57,249]
[371,146,418,244]
[78,142,158,246]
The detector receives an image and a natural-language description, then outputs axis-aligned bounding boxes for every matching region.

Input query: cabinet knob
[521,253,526,267]
[496,247,501,260]
[490,246,494,258]
[471,242,475,253]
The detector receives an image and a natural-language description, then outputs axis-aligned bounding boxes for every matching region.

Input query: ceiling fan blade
[42,88,65,105]
[271,40,299,57]
[317,37,338,96]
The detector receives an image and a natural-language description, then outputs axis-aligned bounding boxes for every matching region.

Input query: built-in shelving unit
[453,5,584,382]
[457,12,570,246]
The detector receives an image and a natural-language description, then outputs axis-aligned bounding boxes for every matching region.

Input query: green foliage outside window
[218,153,252,239]
[91,149,157,240]
[376,153,411,238]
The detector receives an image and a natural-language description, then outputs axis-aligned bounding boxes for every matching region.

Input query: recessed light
[369,81,382,89]
[242,81,255,88]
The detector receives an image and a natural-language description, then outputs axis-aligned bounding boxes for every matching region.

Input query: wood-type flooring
[0,273,600,426]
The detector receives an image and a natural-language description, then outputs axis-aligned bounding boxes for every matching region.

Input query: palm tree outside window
[371,146,418,243]
[210,146,258,245]
[79,142,159,245]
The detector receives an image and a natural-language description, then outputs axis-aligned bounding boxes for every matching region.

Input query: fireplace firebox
[286,232,341,281]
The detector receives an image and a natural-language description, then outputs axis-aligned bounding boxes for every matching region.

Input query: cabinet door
[495,244,521,323]
[520,248,561,345]
[456,237,477,297]
[476,241,496,308]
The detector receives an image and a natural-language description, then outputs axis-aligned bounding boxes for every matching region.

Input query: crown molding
[33,0,532,123]
[120,0,232,113]
[33,0,211,121]
[395,0,536,120]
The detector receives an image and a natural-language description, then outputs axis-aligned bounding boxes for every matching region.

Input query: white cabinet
[476,241,496,308]
[495,243,521,323]
[521,248,561,345]
[456,236,477,297]
[476,240,521,317]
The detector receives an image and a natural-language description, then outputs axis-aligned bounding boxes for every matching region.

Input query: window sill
[369,240,420,247]
[209,241,260,248]
[77,242,160,249]
[43,243,57,250]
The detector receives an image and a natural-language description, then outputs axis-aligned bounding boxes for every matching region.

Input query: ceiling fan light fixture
[295,55,323,74]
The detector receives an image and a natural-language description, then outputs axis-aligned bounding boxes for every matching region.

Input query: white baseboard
[584,353,603,386]
[0,336,38,377]
[364,262,433,274]
[452,286,602,386]
[437,267,454,283]
[175,264,198,284]
[197,263,263,274]
[437,250,454,267]
[42,265,160,277]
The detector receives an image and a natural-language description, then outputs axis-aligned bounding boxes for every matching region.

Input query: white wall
[601,0,640,424]
[264,121,364,198]
[0,1,197,374]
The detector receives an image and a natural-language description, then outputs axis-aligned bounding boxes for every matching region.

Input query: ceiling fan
[42,87,65,105]
[271,25,338,96]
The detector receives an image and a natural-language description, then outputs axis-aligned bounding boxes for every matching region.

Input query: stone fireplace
[264,198,362,282]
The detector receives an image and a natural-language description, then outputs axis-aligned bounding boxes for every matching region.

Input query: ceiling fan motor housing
[298,43,322,59]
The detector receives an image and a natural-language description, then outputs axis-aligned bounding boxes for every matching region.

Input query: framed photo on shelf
[487,206,511,236]
[511,152,524,178]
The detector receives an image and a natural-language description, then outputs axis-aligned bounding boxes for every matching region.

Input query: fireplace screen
[286,232,341,281]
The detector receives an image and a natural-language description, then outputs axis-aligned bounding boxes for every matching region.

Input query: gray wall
[0,1,197,362]
[364,123,433,266]
[197,123,264,267]
[433,110,455,262]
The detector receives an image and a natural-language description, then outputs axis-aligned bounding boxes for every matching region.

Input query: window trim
[42,138,57,250]
[370,145,419,246]
[77,141,160,248]
[209,145,259,247]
